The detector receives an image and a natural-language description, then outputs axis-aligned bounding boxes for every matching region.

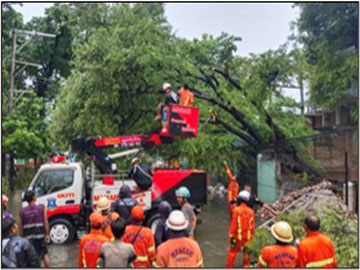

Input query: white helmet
[162,83,171,91]
[132,157,140,165]
[166,210,189,231]
[238,190,250,202]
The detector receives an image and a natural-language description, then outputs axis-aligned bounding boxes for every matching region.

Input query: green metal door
[257,154,276,203]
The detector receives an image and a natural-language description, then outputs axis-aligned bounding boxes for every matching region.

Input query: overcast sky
[13,3,299,56]
[12,3,304,102]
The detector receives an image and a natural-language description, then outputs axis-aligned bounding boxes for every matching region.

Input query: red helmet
[131,206,144,221]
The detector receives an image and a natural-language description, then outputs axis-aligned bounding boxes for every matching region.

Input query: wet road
[9,190,231,267]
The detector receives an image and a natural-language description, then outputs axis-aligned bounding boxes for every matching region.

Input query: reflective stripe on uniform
[136,255,149,262]
[153,261,161,268]
[82,249,87,267]
[23,223,44,229]
[259,255,267,267]
[197,258,203,266]
[306,257,335,268]
[148,245,155,252]
[237,216,242,241]
[110,237,115,242]
[247,216,254,240]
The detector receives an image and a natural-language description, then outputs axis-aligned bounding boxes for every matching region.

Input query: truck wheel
[49,218,75,244]
[146,213,162,233]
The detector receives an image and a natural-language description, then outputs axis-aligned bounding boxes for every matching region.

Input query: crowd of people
[1,151,337,268]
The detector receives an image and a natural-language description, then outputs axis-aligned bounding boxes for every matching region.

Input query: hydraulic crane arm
[71,104,200,174]
[71,133,173,174]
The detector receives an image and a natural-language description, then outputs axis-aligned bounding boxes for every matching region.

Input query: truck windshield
[33,169,74,197]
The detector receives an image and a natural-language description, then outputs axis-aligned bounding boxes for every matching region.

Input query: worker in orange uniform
[297,215,337,268]
[178,84,194,106]
[97,197,119,241]
[258,221,297,268]
[227,190,255,268]
[123,206,155,267]
[154,210,203,267]
[78,212,110,268]
[223,161,239,219]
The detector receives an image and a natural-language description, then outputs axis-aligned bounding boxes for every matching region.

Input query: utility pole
[8,25,16,114]
[7,28,56,112]
[6,27,56,191]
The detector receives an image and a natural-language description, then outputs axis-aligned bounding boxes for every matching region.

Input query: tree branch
[208,114,258,146]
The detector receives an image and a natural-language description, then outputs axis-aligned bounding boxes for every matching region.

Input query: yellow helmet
[97,197,111,211]
[271,221,293,243]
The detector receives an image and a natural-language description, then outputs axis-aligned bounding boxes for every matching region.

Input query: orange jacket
[78,229,110,268]
[179,88,194,106]
[229,203,255,245]
[100,212,120,241]
[123,225,155,267]
[225,166,239,204]
[297,231,337,268]
[258,245,298,268]
[154,237,203,268]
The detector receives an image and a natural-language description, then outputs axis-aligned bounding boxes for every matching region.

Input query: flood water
[8,190,233,267]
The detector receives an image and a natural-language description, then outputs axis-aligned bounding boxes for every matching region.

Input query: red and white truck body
[24,162,207,244]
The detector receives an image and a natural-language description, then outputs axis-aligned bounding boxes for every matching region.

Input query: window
[33,169,74,197]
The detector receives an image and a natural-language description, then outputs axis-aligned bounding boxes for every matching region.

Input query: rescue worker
[129,157,153,190]
[19,189,50,267]
[111,184,138,225]
[97,217,137,268]
[227,190,255,268]
[154,200,172,247]
[175,186,196,239]
[123,206,155,267]
[223,161,239,219]
[297,215,337,268]
[2,194,13,219]
[97,197,119,241]
[242,184,279,216]
[79,212,110,267]
[258,221,297,268]
[178,84,194,106]
[2,216,40,268]
[154,210,203,267]
[155,82,178,121]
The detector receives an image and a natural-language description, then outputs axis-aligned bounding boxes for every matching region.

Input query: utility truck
[24,104,208,244]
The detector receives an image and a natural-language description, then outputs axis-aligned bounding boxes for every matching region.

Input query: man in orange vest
[227,190,255,268]
[123,206,155,267]
[154,210,203,268]
[258,221,297,268]
[178,84,194,106]
[297,215,337,268]
[223,161,239,219]
[78,212,110,268]
[97,197,119,241]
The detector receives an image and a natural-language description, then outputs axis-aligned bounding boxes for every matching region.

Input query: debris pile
[257,180,352,228]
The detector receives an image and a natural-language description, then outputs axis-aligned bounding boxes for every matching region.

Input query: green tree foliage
[49,3,178,146]
[2,92,49,159]
[49,3,317,177]
[295,3,358,108]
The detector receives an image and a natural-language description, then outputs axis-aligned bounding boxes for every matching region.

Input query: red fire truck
[24,105,208,244]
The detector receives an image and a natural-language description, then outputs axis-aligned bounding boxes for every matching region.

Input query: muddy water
[8,190,231,267]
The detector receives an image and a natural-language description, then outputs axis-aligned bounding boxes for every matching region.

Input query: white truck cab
[25,162,151,244]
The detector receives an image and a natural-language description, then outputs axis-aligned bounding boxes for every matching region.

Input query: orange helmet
[131,206,144,221]
[89,212,103,227]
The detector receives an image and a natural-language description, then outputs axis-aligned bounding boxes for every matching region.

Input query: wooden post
[345,152,349,207]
